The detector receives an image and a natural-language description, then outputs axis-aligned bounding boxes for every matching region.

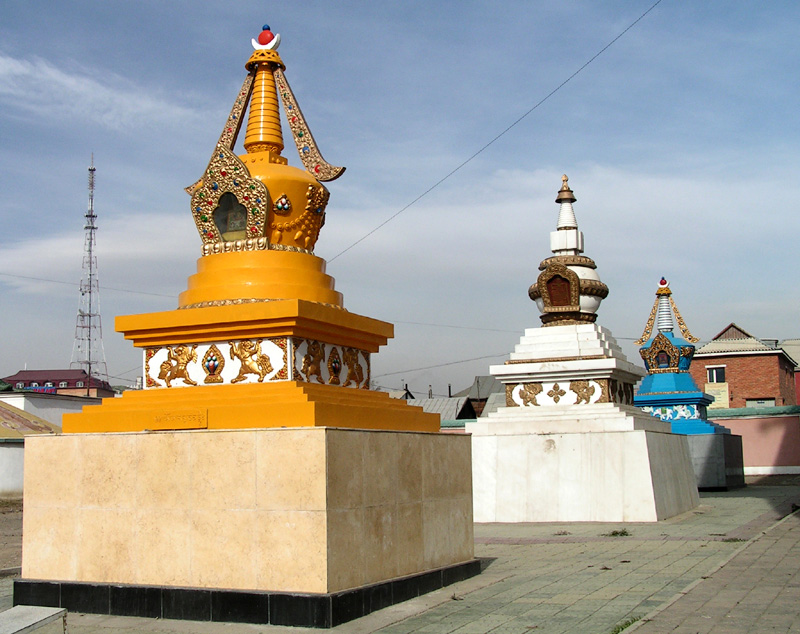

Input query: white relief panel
[511,380,603,407]
[145,339,288,389]
[144,338,371,390]
[293,340,370,389]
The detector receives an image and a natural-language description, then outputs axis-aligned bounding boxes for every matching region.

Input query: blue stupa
[634,278,728,435]
[634,279,744,489]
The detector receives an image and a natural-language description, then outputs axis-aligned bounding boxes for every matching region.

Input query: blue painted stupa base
[635,390,731,435]
[670,418,729,435]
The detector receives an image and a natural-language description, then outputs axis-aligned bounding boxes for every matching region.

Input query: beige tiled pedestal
[21,427,474,594]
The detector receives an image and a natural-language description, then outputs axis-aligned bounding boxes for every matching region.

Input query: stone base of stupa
[468,407,699,522]
[467,323,699,523]
[636,403,745,490]
[684,433,745,490]
[15,427,477,627]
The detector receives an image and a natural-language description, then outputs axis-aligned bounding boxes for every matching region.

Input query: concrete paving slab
[4,481,800,633]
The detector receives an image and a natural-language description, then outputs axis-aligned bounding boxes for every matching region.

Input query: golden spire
[555,174,576,203]
[244,48,285,155]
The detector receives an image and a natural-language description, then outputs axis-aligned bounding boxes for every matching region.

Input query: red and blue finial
[252,24,281,51]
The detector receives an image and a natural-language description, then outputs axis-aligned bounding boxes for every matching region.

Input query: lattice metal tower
[70,157,108,383]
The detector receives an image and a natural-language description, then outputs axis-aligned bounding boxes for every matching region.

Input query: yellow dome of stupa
[179,25,345,309]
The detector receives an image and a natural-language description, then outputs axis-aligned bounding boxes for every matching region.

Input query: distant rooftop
[0,401,59,438]
[2,369,113,391]
[695,323,797,366]
[411,397,476,421]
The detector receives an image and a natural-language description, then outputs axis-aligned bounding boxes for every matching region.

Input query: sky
[0,1,798,396]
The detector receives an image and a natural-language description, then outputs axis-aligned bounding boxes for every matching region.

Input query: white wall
[0,393,100,428]
[0,443,24,498]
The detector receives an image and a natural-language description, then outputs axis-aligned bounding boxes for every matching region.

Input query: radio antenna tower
[70,156,108,386]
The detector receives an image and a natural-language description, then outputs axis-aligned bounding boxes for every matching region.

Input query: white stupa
[466,176,699,522]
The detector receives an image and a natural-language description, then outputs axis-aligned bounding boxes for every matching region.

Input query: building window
[30,382,39,388]
[59,381,68,388]
[44,382,53,387]
[15,382,23,389]
[746,398,775,407]
[76,381,84,388]
[707,367,726,383]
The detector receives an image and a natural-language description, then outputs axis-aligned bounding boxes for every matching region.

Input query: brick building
[690,324,797,409]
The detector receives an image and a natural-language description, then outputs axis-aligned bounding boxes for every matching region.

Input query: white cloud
[0,53,207,132]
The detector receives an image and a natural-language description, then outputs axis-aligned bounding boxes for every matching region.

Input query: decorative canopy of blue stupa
[634,278,729,434]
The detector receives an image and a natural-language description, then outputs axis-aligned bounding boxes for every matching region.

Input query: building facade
[690,324,797,409]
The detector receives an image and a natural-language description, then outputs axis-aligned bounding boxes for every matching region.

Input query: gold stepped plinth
[62,250,438,434]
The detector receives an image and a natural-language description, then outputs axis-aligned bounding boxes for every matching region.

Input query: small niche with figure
[547,275,572,307]
[213,192,248,241]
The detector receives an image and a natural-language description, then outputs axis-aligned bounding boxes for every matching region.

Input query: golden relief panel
[342,347,367,388]
[538,255,598,271]
[190,145,271,252]
[509,380,605,407]
[570,380,595,404]
[157,345,198,388]
[547,383,566,403]
[273,68,345,183]
[145,340,283,388]
[640,332,680,373]
[604,378,634,405]
[327,347,342,385]
[300,340,326,383]
[670,296,700,343]
[275,338,289,380]
[144,348,158,388]
[268,184,329,253]
[229,339,274,383]
[597,379,612,403]
[202,345,225,384]
[292,340,371,389]
[520,383,543,406]
[532,262,580,310]
[635,300,658,345]
[507,383,544,407]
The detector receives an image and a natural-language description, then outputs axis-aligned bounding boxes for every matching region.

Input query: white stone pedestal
[468,324,699,523]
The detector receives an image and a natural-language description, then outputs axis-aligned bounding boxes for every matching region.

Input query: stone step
[0,606,66,634]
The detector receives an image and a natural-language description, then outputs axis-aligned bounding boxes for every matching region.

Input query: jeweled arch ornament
[186,24,345,256]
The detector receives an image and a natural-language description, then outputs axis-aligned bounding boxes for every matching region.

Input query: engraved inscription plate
[151,409,208,430]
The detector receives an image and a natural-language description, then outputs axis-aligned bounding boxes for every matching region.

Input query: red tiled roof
[2,369,111,389]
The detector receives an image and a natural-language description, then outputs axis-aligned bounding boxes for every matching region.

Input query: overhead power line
[372,352,509,379]
[394,320,519,334]
[329,0,664,262]
[0,271,175,298]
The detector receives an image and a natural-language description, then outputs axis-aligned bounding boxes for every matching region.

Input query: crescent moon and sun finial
[252,24,281,51]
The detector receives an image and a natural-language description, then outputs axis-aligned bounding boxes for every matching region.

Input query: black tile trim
[12,559,479,628]
[61,582,109,615]
[110,584,161,618]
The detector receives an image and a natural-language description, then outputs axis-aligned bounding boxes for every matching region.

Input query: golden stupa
[63,26,436,433]
[18,27,474,620]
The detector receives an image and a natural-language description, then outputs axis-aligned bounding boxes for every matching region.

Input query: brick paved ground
[630,511,800,634]
[2,480,799,633]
